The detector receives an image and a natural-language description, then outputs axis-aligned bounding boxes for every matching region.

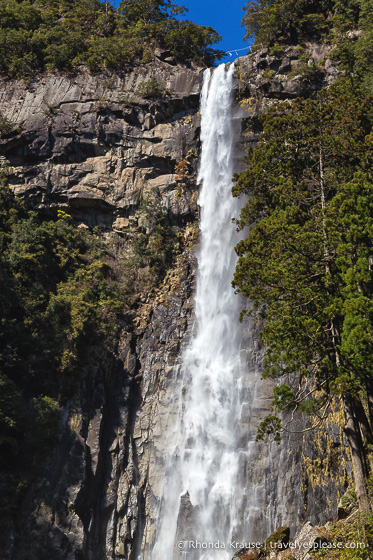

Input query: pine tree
[233,78,373,511]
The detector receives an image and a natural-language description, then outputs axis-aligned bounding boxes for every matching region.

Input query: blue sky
[111,0,252,62]
[179,0,252,60]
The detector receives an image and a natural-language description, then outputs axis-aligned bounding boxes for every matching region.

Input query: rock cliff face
[1,56,203,560]
[0,45,350,560]
[0,58,202,227]
[11,252,198,560]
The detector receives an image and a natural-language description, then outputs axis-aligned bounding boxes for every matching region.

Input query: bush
[0,113,13,137]
[138,77,166,98]
[0,185,131,530]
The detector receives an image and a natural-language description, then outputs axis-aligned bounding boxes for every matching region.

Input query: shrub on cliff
[0,185,126,527]
[0,113,13,137]
[138,77,166,98]
[125,189,180,293]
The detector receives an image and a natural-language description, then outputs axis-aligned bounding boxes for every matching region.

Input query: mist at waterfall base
[149,63,284,560]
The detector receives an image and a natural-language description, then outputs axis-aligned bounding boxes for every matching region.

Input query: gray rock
[292,522,325,560]
[0,62,202,226]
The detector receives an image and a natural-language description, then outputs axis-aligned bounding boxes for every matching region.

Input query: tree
[0,186,126,530]
[354,0,373,92]
[118,0,186,26]
[232,78,373,511]
[241,0,360,48]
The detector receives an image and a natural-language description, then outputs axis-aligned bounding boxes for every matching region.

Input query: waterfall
[149,62,282,560]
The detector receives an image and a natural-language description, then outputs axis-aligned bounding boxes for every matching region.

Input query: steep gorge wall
[0,57,202,227]
[1,56,204,560]
[0,45,350,560]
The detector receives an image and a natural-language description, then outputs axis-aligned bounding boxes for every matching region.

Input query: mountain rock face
[236,42,339,99]
[0,58,202,228]
[1,56,203,560]
[0,46,349,560]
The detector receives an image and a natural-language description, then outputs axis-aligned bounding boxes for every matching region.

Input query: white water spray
[150,62,284,560]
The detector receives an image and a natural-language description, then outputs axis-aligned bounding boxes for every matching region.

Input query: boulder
[292,522,326,560]
[266,526,290,552]
[337,489,357,520]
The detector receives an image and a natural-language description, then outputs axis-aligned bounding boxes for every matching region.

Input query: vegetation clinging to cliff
[0,0,224,78]
[0,179,185,537]
[0,185,125,440]
[0,194,123,540]
[242,0,373,89]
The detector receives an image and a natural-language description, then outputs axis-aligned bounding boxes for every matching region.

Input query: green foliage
[0,185,126,526]
[163,20,223,66]
[269,42,284,56]
[0,185,26,250]
[353,0,373,91]
[124,189,179,292]
[118,0,186,25]
[242,0,360,48]
[242,0,335,46]
[0,113,13,137]
[0,183,182,528]
[272,384,296,412]
[261,67,275,80]
[31,396,60,457]
[138,77,165,98]
[233,78,373,441]
[0,375,22,451]
[0,0,223,78]
[328,0,373,93]
[340,488,358,510]
[312,513,372,558]
[265,526,290,551]
[243,0,373,93]
[288,52,322,82]
[256,415,282,444]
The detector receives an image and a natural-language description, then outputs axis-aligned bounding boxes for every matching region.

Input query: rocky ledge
[0,58,203,227]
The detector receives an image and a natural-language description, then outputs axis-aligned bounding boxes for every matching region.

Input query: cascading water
[149,62,288,560]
